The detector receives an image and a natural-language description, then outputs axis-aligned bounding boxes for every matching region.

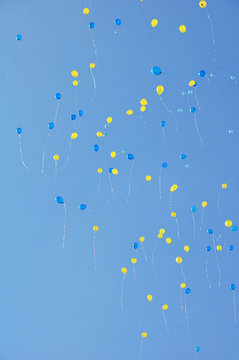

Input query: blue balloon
[161,121,166,127]
[71,114,76,120]
[151,66,162,75]
[93,144,99,151]
[109,167,113,173]
[134,242,138,249]
[231,225,238,232]
[198,70,206,77]
[80,204,87,210]
[190,107,196,113]
[231,284,236,291]
[229,245,234,251]
[196,346,200,353]
[127,154,134,160]
[16,34,22,41]
[180,154,186,160]
[115,19,122,25]
[185,288,191,294]
[207,228,213,234]
[162,162,168,168]
[48,122,54,130]
[55,93,61,100]
[56,196,64,204]
[191,206,197,213]
[206,246,212,252]
[89,22,95,29]
[16,127,22,134]
[78,110,84,116]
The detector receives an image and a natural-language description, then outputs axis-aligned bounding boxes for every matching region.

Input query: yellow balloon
[151,19,158,27]
[184,245,190,253]
[147,294,153,301]
[140,236,145,243]
[97,168,103,174]
[156,85,164,95]
[140,98,148,106]
[160,228,165,235]
[111,151,116,158]
[71,70,78,77]
[217,245,222,251]
[176,257,182,264]
[166,237,172,244]
[202,201,207,208]
[162,304,168,310]
[179,25,186,33]
[90,63,95,69]
[171,212,176,218]
[121,267,127,274]
[189,80,196,87]
[222,183,227,189]
[142,332,147,338]
[158,233,163,239]
[112,168,118,175]
[53,154,59,161]
[71,132,78,139]
[199,0,207,8]
[180,282,186,289]
[146,175,152,182]
[73,80,78,86]
[131,258,137,264]
[93,225,99,232]
[96,131,103,137]
[170,184,178,192]
[83,7,90,14]
[126,109,133,115]
[107,116,113,124]
[140,106,146,112]
[225,220,232,227]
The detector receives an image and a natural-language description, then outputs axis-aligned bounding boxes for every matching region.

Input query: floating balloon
[16,127,22,134]
[48,122,54,129]
[231,284,236,291]
[53,154,59,161]
[147,294,153,301]
[97,168,103,174]
[199,0,207,8]
[115,19,122,25]
[160,228,165,235]
[225,220,232,227]
[71,70,78,77]
[190,107,196,113]
[166,237,172,244]
[198,70,206,77]
[111,151,116,158]
[184,245,190,253]
[158,233,163,239]
[80,204,87,210]
[161,121,166,127]
[196,346,200,352]
[93,144,99,151]
[176,257,182,264]
[96,131,103,137]
[229,245,234,251]
[70,114,76,120]
[171,212,176,218]
[89,22,95,29]
[71,132,78,139]
[162,304,168,310]
[151,19,158,27]
[179,25,186,33]
[170,184,178,192]
[127,154,134,160]
[156,85,164,95]
[180,283,186,289]
[206,246,211,251]
[16,34,22,41]
[217,245,222,251]
[141,332,147,338]
[207,228,213,234]
[107,116,113,124]
[191,206,197,213]
[112,168,118,175]
[126,109,133,115]
[151,66,162,75]
[78,110,84,116]
[90,63,95,69]
[180,154,186,160]
[73,80,78,86]
[162,162,168,168]
[55,93,61,100]
[231,226,238,232]
[140,106,146,112]
[93,225,99,231]
[83,8,89,14]
[222,183,227,189]
[185,288,191,294]
[189,80,196,87]
[134,242,138,249]
[202,201,207,208]
[146,175,152,182]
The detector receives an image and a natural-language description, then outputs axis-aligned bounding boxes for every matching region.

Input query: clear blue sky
[1,0,239,359]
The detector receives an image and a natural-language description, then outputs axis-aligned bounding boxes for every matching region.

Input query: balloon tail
[184,295,190,334]
[206,9,216,63]
[90,67,96,100]
[108,173,114,193]
[233,291,237,325]
[198,208,205,242]
[175,217,181,242]
[89,29,97,65]
[74,86,78,114]
[216,193,223,221]
[159,168,162,199]
[96,174,101,193]
[161,127,166,146]
[180,288,183,314]
[159,96,172,113]
[205,257,212,289]
[193,114,204,146]
[41,133,49,174]
[54,101,60,128]
[162,310,170,337]
[62,204,67,249]
[93,232,96,271]
[192,213,196,242]
[141,243,148,263]
[195,88,201,112]
[180,264,186,283]
[169,192,173,213]
[133,265,136,280]
[126,161,135,202]
[138,338,143,360]
[18,135,28,170]
[54,161,58,182]
[120,274,126,311]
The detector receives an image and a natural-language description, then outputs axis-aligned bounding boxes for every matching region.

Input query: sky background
[1,0,239,359]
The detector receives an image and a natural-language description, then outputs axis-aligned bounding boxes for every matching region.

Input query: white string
[108,173,114,193]
[126,161,135,203]
[18,135,28,170]
[192,212,196,242]
[41,133,49,174]
[62,203,67,249]
[206,9,216,63]
[159,96,172,113]
[205,256,212,289]
[90,67,96,100]
[233,291,237,325]
[184,294,190,334]
[162,310,170,337]
[193,114,204,146]
[93,231,96,271]
[120,274,126,310]
[175,217,181,242]
[180,263,186,283]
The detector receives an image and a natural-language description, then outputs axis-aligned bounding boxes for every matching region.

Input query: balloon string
[126,161,135,203]
[180,288,183,314]
[184,295,190,334]
[74,86,78,114]
[120,274,126,311]
[161,127,166,146]
[206,9,216,63]
[162,310,170,337]
[169,192,173,213]
[96,174,102,196]
[133,264,136,280]
[205,256,212,289]
[198,208,204,242]
[62,204,67,249]
[108,173,114,193]
[89,29,98,65]
[216,193,223,221]
[233,291,237,325]
[93,232,96,271]
[192,213,196,242]
[18,135,28,170]
[41,132,50,174]
[193,114,204,146]
[54,101,60,128]
[54,161,58,182]
[194,88,201,112]
[90,67,96,100]
[158,171,162,200]
[180,264,186,283]
[151,239,158,275]
[138,338,143,360]
[175,217,181,242]
[141,243,148,263]
[159,96,172,113]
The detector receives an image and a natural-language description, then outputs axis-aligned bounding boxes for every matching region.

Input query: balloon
[179,25,186,33]
[73,80,78,86]
[222,183,228,189]
[229,245,234,251]
[146,175,152,182]
[93,225,99,231]
[231,284,236,291]
[112,168,118,175]
[140,106,146,112]
[111,151,116,158]
[191,206,197,213]
[176,257,182,264]
[71,70,78,77]
[184,245,190,253]
[190,107,196,113]
[147,294,153,301]
[217,245,222,251]
[206,246,211,252]
[180,154,186,160]
[162,304,168,310]
[107,116,113,124]
[53,154,59,161]
[96,131,103,137]
[140,236,145,243]
[131,258,137,264]
[121,267,127,274]
[202,201,207,208]
[80,204,87,210]
[78,110,84,116]
[55,93,61,99]
[97,168,103,173]
[140,98,148,106]
[185,288,191,294]
[231,225,238,232]
[225,220,232,227]
[207,228,213,234]
[161,121,166,127]
[71,132,78,139]
[16,127,22,134]
[83,8,89,14]
[115,19,122,25]
[160,228,165,235]
[70,114,76,120]
[199,0,207,8]
[171,212,176,218]
[127,154,134,160]
[198,70,206,77]
[162,162,168,168]
[93,145,99,151]
[196,346,200,353]
[180,283,186,289]
[90,63,95,69]
[89,22,95,29]
[151,19,158,27]
[16,34,22,40]
[166,237,172,244]
[189,80,196,87]
[126,109,133,115]
[109,168,113,173]
[170,184,178,192]
[134,242,138,249]
[142,332,147,338]
[158,233,163,239]
[151,66,162,75]
[156,85,164,95]
[48,122,54,129]
[56,196,64,204]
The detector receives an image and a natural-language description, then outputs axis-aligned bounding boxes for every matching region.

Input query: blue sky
[1,0,239,359]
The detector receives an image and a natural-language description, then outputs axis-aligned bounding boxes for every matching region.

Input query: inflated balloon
[109,167,113,173]
[231,284,236,291]
[206,246,212,252]
[180,154,186,160]
[90,63,95,69]
[140,106,146,112]
[141,332,147,338]
[83,8,89,14]
[127,154,134,160]
[48,122,54,129]
[170,184,178,192]
[207,228,213,234]
[147,294,153,301]
[89,22,95,29]
[56,196,64,204]
[112,168,118,175]
[93,225,99,232]
[176,257,182,264]
[151,66,162,75]
[55,93,61,99]
[217,245,222,251]
[107,116,113,124]
[166,237,172,244]
[140,236,145,243]
[71,70,78,77]
[121,267,127,274]
[111,151,116,158]
[158,233,163,239]
[189,80,196,87]
[53,154,59,161]
[199,0,207,8]
[198,70,206,77]
[146,175,152,182]
[16,34,22,41]
[179,25,186,33]
[134,242,138,249]
[93,144,99,151]
[156,85,164,95]
[229,245,234,251]
[202,201,207,208]
[140,98,148,106]
[222,183,227,189]
[225,220,232,227]
[80,204,87,210]
[115,19,122,25]
[160,228,165,235]
[191,206,197,213]
[190,107,196,113]
[185,288,191,294]
[78,110,84,116]
[180,283,186,288]
[184,245,190,252]
[151,19,158,27]
[131,258,137,264]
[71,132,78,139]
[70,114,76,120]
[161,121,166,127]
[126,109,133,115]
[73,80,78,86]
[196,346,200,352]
[231,226,238,232]
[16,127,22,134]
[162,162,168,168]
[96,131,103,137]
[97,168,103,174]
[171,212,176,218]
[162,304,168,310]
